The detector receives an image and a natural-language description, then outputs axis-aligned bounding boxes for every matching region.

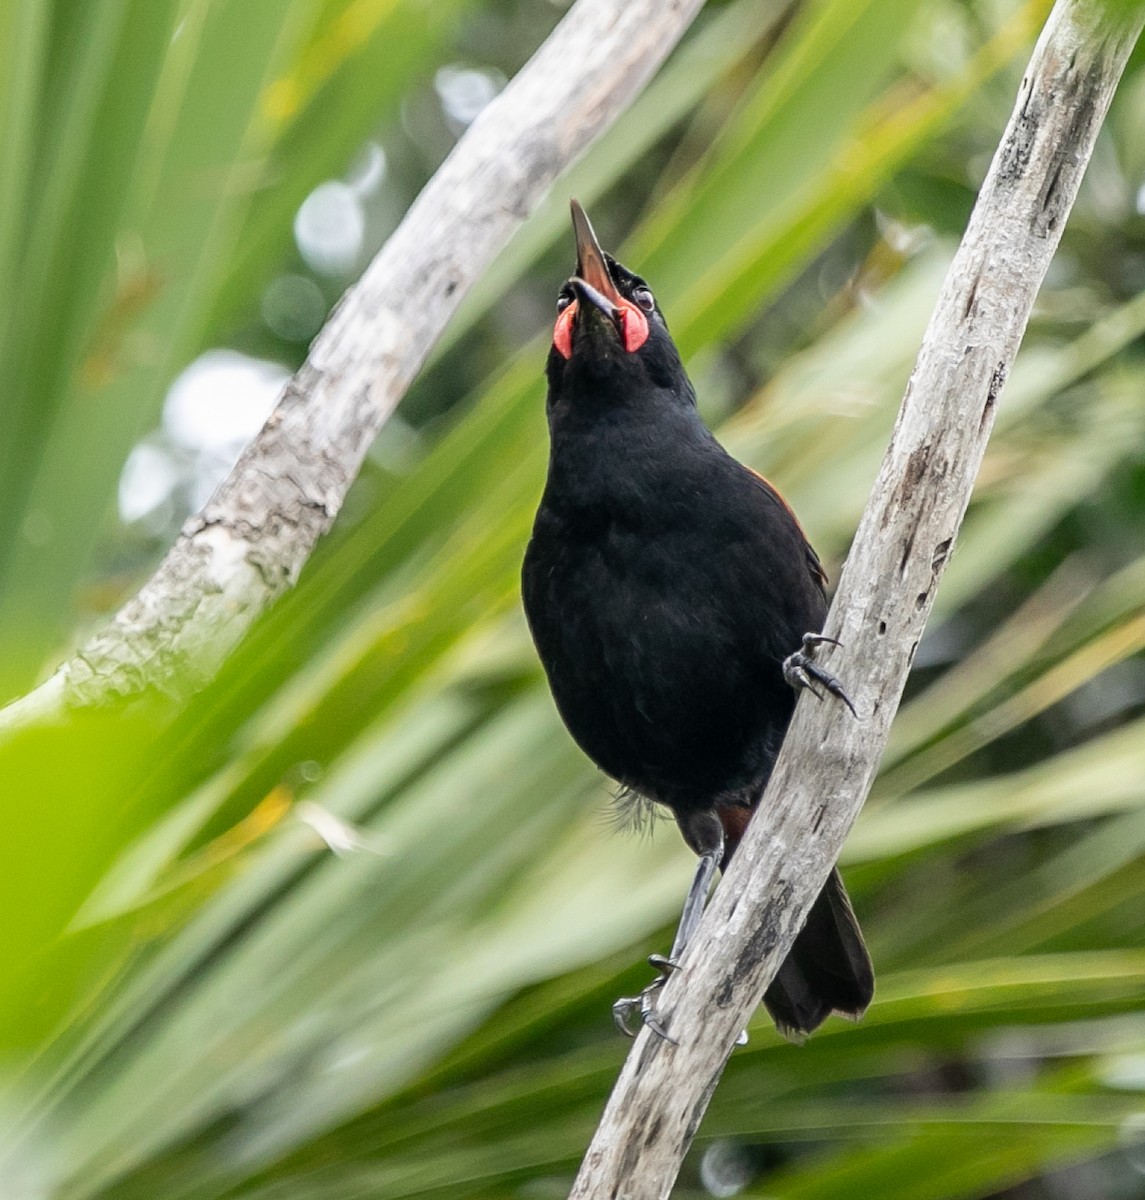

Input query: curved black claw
[612,956,681,1044]
[783,632,857,717]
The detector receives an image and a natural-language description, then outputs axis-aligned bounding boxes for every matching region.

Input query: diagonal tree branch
[568,1,1143,1196]
[0,0,705,731]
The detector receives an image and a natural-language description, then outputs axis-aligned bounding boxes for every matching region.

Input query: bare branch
[568,2,1144,1196]
[0,0,704,727]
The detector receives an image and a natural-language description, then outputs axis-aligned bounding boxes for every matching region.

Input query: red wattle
[553,303,576,359]
[621,304,649,353]
[552,298,650,358]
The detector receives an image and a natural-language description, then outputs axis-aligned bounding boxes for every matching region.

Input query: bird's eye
[632,286,655,312]
[556,292,573,313]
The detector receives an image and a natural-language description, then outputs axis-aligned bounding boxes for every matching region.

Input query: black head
[546,200,694,412]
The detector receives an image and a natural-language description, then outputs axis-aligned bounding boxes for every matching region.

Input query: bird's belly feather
[523,518,799,809]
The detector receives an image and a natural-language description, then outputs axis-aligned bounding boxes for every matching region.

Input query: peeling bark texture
[568,3,1143,1198]
[17,0,706,711]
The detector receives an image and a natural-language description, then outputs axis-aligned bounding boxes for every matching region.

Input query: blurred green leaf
[4,1,1145,1198]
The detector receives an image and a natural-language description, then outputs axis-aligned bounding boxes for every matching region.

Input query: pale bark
[0,0,705,727]
[568,2,1144,1196]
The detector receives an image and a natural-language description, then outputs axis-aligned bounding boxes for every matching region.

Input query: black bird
[521,200,873,1040]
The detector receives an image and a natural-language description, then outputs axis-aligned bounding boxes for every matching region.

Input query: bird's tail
[715,805,873,1039]
[762,867,874,1041]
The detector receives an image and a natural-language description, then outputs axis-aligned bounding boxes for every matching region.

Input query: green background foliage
[2,0,1145,1196]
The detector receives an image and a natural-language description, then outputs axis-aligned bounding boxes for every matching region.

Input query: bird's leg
[668,840,722,961]
[612,836,723,1042]
[783,632,857,717]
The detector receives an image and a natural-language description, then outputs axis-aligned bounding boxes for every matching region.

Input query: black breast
[522,430,825,815]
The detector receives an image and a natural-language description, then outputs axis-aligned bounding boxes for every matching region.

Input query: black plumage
[521,201,872,1038]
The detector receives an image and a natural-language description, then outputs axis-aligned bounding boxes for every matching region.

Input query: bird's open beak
[571,199,624,308]
[569,277,621,326]
[568,199,626,338]
[552,200,650,360]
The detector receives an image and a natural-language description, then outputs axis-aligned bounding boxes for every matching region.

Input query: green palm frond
[3,1,1145,1197]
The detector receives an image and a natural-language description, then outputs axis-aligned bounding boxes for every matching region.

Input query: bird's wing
[743,465,829,599]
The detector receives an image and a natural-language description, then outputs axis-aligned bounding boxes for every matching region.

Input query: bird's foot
[612,955,750,1047]
[612,955,680,1044]
[783,633,857,717]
